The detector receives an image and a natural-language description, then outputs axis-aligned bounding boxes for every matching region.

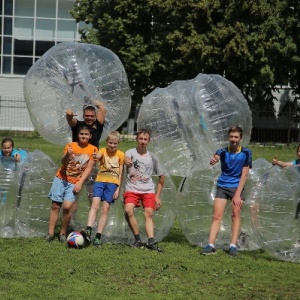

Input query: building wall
[0,0,89,131]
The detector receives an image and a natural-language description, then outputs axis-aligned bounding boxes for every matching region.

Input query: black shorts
[215,186,245,201]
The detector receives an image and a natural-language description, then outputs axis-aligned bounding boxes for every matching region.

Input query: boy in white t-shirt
[123,129,165,252]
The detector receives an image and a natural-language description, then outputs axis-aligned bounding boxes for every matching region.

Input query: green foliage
[71,0,299,110]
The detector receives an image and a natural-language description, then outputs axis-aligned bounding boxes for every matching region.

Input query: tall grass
[1,136,300,299]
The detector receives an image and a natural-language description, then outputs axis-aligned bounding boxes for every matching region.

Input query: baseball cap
[83,103,96,110]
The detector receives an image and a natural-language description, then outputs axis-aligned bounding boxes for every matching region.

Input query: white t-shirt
[125,148,164,193]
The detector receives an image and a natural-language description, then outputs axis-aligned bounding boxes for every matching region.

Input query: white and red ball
[67,231,85,249]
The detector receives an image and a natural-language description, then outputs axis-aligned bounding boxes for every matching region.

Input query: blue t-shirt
[292,159,300,165]
[0,148,27,161]
[216,146,252,188]
[0,149,19,158]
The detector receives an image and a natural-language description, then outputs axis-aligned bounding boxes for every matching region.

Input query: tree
[70,0,300,112]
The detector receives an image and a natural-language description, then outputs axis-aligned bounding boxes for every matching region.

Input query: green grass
[1,137,300,299]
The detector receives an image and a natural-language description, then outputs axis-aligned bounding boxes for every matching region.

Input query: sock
[134,234,141,241]
[86,226,92,231]
[148,238,155,245]
[208,243,215,248]
[95,232,102,239]
[230,243,236,248]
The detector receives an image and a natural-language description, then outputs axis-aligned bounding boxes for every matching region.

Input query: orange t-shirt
[56,142,97,184]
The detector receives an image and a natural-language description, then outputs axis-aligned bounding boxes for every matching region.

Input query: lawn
[1,136,300,300]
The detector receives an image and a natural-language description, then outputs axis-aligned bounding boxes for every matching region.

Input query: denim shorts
[48,176,77,203]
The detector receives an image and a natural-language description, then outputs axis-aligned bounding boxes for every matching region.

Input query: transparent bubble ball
[250,165,300,262]
[137,73,252,177]
[24,42,131,145]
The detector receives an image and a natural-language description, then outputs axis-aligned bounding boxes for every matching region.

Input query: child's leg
[231,201,243,245]
[87,197,101,227]
[144,207,155,239]
[208,198,227,244]
[60,200,74,236]
[48,201,62,235]
[96,201,111,234]
[124,203,139,235]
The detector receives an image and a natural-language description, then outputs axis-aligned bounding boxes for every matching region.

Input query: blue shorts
[93,182,118,204]
[48,177,77,203]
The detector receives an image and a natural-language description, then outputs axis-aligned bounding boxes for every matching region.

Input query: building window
[2,56,12,74]
[14,39,33,56]
[35,40,55,56]
[0,0,88,76]
[13,56,33,75]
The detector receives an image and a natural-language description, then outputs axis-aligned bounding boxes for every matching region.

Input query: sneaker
[132,240,144,248]
[201,244,216,255]
[80,228,91,244]
[59,234,67,243]
[229,246,238,256]
[45,234,55,242]
[146,242,163,252]
[93,237,102,248]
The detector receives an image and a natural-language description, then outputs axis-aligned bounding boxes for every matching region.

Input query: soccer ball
[67,231,85,249]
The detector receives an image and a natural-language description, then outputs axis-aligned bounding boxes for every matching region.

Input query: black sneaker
[59,234,67,243]
[132,240,144,248]
[80,228,91,244]
[146,242,163,252]
[93,237,102,248]
[45,234,55,242]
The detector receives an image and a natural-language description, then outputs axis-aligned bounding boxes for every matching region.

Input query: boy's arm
[232,165,249,208]
[271,155,292,168]
[113,164,124,199]
[65,109,78,128]
[155,174,165,210]
[94,100,106,125]
[73,159,96,193]
[61,144,73,165]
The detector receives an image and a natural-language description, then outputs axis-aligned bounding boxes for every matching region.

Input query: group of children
[3,124,300,255]
[45,126,164,252]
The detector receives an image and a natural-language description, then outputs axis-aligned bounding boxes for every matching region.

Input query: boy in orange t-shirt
[46,126,97,242]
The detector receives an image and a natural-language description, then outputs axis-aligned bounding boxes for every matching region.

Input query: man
[66,99,106,148]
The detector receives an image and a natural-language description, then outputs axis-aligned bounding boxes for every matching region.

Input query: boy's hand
[125,156,132,167]
[271,155,278,165]
[93,149,100,160]
[232,195,243,210]
[68,145,73,155]
[210,154,219,165]
[15,153,21,162]
[73,182,83,193]
[155,196,162,210]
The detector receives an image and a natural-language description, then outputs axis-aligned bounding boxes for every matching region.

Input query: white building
[0,0,87,131]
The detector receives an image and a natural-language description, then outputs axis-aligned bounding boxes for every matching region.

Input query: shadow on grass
[163,220,190,245]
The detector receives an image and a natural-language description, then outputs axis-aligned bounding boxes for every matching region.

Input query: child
[80,131,124,247]
[202,126,252,256]
[271,144,300,219]
[271,144,300,167]
[123,129,165,252]
[46,126,97,242]
[1,138,21,162]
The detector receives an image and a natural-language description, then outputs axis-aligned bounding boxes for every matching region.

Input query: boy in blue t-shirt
[202,126,252,257]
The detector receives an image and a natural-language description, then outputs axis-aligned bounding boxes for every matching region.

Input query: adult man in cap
[66,98,106,148]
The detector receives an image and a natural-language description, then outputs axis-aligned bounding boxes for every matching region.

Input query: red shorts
[123,191,156,209]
